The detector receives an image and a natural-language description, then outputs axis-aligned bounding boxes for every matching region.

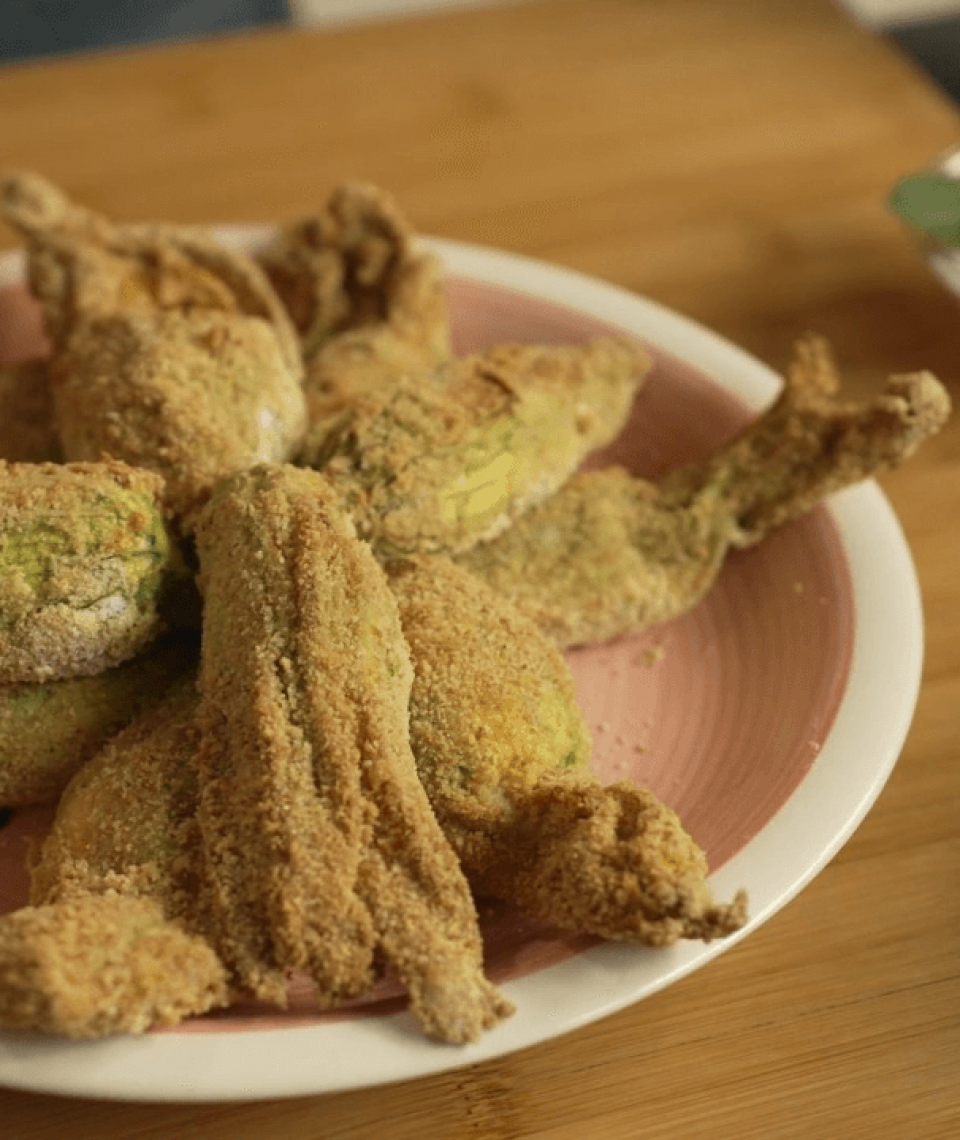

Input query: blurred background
[846,0,960,102]
[2,0,959,106]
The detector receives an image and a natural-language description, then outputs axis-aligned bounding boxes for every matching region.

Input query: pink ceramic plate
[0,234,924,1102]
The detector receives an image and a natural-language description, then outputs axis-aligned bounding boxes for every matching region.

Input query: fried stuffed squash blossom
[0,460,189,684]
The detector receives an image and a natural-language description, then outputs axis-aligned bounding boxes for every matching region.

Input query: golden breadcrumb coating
[0,459,185,682]
[459,335,951,647]
[312,336,651,557]
[52,310,306,530]
[0,171,307,531]
[0,169,301,376]
[29,681,205,913]
[259,181,451,431]
[0,685,230,1039]
[0,896,228,1038]
[194,465,511,1042]
[0,632,197,809]
[387,555,592,807]
[390,555,746,944]
[0,171,947,1043]
[661,333,953,543]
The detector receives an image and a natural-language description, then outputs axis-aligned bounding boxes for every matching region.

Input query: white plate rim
[0,233,923,1102]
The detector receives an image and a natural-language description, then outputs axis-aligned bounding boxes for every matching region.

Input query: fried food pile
[0,173,949,1043]
[0,171,305,533]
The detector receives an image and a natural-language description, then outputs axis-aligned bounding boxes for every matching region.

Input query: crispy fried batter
[459,467,730,649]
[194,465,511,1042]
[0,171,306,530]
[0,685,229,1039]
[387,555,592,809]
[52,310,306,530]
[0,896,227,1038]
[389,555,745,943]
[0,360,60,463]
[29,681,206,916]
[477,777,746,943]
[0,632,197,808]
[0,168,946,1044]
[459,335,951,647]
[0,459,187,682]
[661,333,952,542]
[0,170,301,374]
[312,336,651,557]
[259,182,450,432]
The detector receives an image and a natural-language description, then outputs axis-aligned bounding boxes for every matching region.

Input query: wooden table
[1,1,958,1135]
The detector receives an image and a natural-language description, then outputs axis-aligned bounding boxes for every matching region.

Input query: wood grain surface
[1,1,958,1135]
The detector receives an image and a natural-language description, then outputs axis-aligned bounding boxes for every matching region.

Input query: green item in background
[889,171,960,247]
